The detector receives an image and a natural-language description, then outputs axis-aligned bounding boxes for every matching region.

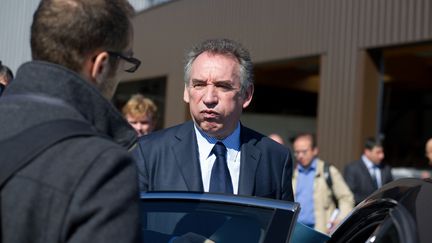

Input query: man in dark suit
[133,38,294,202]
[344,137,393,205]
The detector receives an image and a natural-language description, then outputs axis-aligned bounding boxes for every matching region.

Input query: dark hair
[0,61,13,80]
[364,137,382,150]
[184,38,254,96]
[293,132,317,148]
[31,0,134,73]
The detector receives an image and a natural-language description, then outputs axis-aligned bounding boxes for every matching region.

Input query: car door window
[140,192,299,243]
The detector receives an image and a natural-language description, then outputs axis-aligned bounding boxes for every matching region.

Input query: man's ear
[242,84,254,109]
[90,51,110,84]
[313,147,319,156]
[183,84,190,103]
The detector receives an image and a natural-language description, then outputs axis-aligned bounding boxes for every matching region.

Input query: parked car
[391,167,430,179]
[329,178,431,243]
[140,178,431,243]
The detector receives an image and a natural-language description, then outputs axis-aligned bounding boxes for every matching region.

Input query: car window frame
[140,192,300,243]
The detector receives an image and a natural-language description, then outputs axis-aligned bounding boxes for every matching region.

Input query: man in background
[425,138,432,163]
[268,133,285,145]
[122,93,158,136]
[0,61,13,96]
[420,138,432,178]
[0,0,141,242]
[344,137,393,205]
[292,133,354,234]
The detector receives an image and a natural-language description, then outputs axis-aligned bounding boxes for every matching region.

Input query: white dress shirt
[362,155,382,188]
[194,123,241,194]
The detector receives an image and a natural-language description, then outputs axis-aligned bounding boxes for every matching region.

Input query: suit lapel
[238,126,261,195]
[172,121,204,191]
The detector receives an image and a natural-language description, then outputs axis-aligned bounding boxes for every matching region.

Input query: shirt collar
[297,157,318,172]
[194,122,241,159]
[362,154,378,169]
[8,61,137,149]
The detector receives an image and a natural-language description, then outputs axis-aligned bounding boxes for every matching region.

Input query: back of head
[184,38,254,96]
[31,0,134,73]
[268,133,285,145]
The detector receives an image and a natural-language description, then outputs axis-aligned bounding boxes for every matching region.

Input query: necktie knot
[212,142,227,157]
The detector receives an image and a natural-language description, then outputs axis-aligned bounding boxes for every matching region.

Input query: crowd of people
[0,0,429,242]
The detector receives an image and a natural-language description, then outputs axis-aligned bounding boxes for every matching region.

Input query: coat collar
[8,61,136,149]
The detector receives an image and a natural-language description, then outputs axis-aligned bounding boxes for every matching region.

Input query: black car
[140,178,431,243]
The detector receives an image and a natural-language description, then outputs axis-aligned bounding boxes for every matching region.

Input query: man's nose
[203,85,218,104]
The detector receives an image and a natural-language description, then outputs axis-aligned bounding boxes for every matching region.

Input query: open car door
[140,192,329,243]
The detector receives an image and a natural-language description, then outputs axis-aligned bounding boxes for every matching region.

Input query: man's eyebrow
[213,80,232,84]
[190,79,234,86]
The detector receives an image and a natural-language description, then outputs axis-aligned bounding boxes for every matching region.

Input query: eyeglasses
[107,51,141,73]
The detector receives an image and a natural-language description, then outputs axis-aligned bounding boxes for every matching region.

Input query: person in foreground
[133,38,294,201]
[0,0,141,242]
[344,137,393,205]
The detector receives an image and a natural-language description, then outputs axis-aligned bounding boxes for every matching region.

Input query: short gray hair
[184,38,254,96]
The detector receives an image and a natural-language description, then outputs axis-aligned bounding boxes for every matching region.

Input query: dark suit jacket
[132,121,294,201]
[344,159,393,205]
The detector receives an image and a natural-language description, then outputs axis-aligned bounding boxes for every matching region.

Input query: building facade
[123,0,432,169]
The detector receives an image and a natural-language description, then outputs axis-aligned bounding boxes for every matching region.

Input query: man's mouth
[201,110,218,119]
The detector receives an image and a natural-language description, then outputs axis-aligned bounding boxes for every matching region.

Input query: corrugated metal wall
[318,0,432,167]
[0,0,167,73]
[131,0,432,167]
[0,1,40,74]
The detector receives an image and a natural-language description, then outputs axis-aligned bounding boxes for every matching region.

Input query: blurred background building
[2,0,432,171]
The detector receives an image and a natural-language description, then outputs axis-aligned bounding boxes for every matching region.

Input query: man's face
[126,114,154,137]
[293,136,318,167]
[183,52,253,139]
[0,74,10,86]
[98,50,133,99]
[365,146,385,165]
[97,32,134,99]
